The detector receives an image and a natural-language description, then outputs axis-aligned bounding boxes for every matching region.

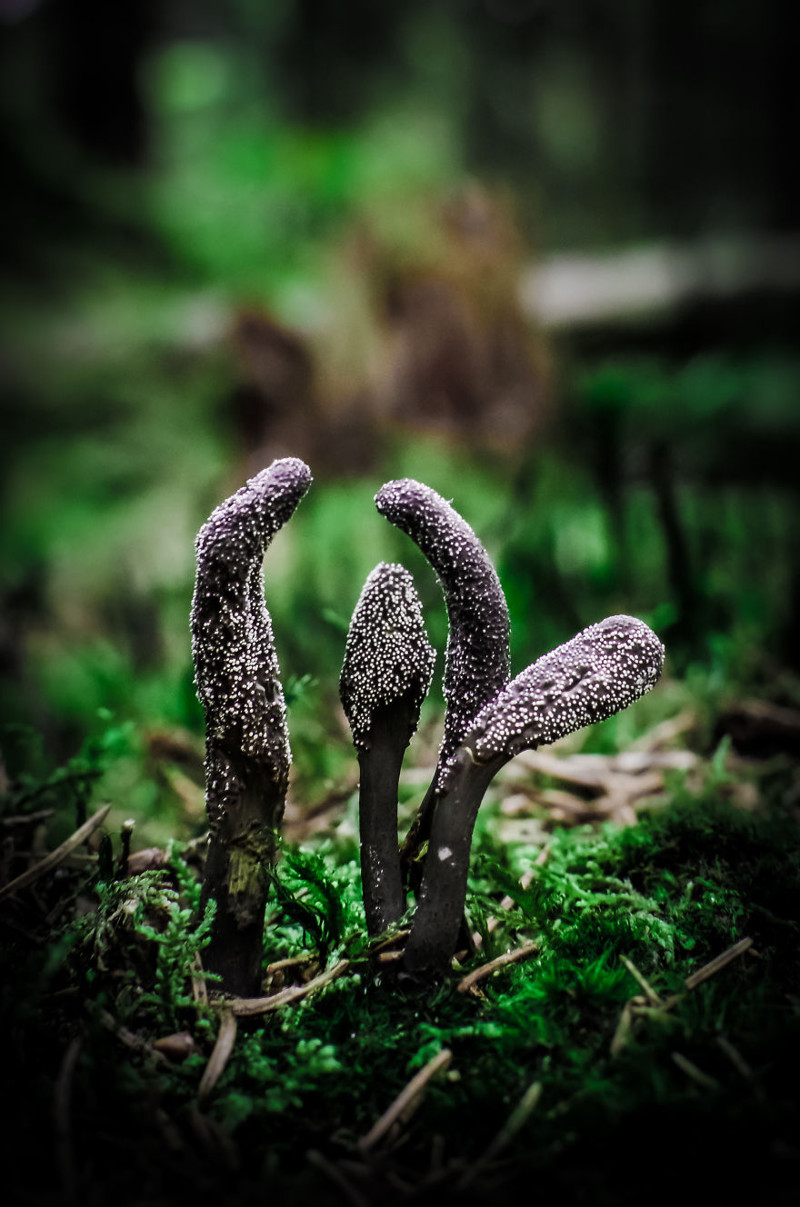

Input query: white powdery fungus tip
[374,479,510,784]
[464,614,665,768]
[340,562,435,750]
[190,457,312,793]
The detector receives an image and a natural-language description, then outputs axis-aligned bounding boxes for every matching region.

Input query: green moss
[3,742,798,1205]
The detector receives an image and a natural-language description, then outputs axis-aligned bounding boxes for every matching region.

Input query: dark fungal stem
[340,563,435,936]
[356,698,420,935]
[192,457,311,996]
[374,480,510,880]
[402,749,505,978]
[403,615,665,979]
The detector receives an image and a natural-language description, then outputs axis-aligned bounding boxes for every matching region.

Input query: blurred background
[1,0,798,842]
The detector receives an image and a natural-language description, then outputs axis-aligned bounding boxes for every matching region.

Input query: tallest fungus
[191,457,311,996]
[374,480,511,875]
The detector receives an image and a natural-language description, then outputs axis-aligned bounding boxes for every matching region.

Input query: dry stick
[0,804,110,903]
[229,959,350,1018]
[306,1150,371,1207]
[198,1009,237,1103]
[684,936,754,991]
[266,954,317,975]
[359,1049,453,1155]
[89,1004,168,1062]
[610,998,644,1058]
[671,1051,720,1091]
[612,937,755,1056]
[715,1035,765,1102]
[619,954,664,1007]
[457,941,539,996]
[458,1079,542,1190]
[190,952,209,1007]
[1,808,55,828]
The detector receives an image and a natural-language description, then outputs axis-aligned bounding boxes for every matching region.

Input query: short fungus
[340,563,435,935]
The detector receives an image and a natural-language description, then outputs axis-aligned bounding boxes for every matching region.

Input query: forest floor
[2,713,799,1207]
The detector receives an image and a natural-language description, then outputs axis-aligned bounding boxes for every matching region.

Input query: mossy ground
[2,738,799,1207]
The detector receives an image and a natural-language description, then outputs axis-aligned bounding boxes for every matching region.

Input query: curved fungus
[374,479,511,877]
[191,456,312,996]
[403,615,666,979]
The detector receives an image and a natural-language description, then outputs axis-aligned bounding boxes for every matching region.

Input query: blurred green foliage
[1,0,798,843]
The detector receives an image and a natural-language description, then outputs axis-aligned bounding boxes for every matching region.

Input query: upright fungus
[403,615,665,978]
[340,563,435,935]
[374,479,511,876]
[191,457,311,996]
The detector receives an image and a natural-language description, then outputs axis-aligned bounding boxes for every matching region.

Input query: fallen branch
[0,804,110,903]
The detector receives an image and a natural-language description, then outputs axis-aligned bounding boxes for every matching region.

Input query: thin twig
[191,952,209,1006]
[306,1150,370,1207]
[359,1049,453,1155]
[88,1003,168,1062]
[1,809,56,828]
[0,805,110,903]
[610,997,646,1057]
[198,1009,237,1102]
[457,941,539,995]
[684,936,754,990]
[620,954,664,1006]
[458,1079,542,1188]
[229,959,349,1017]
[715,1035,756,1083]
[671,1051,720,1091]
[54,1036,82,1202]
[265,954,317,974]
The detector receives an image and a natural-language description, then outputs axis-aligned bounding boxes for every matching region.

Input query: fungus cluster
[192,460,665,992]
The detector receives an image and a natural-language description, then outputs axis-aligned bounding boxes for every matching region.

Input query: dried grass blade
[359,1049,453,1155]
[0,804,110,903]
[620,954,664,1006]
[458,1079,542,1188]
[457,941,539,995]
[230,959,349,1017]
[684,937,753,991]
[198,1009,237,1103]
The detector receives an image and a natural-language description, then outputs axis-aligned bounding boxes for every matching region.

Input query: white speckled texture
[465,614,665,768]
[190,457,312,805]
[375,479,510,787]
[340,562,435,749]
